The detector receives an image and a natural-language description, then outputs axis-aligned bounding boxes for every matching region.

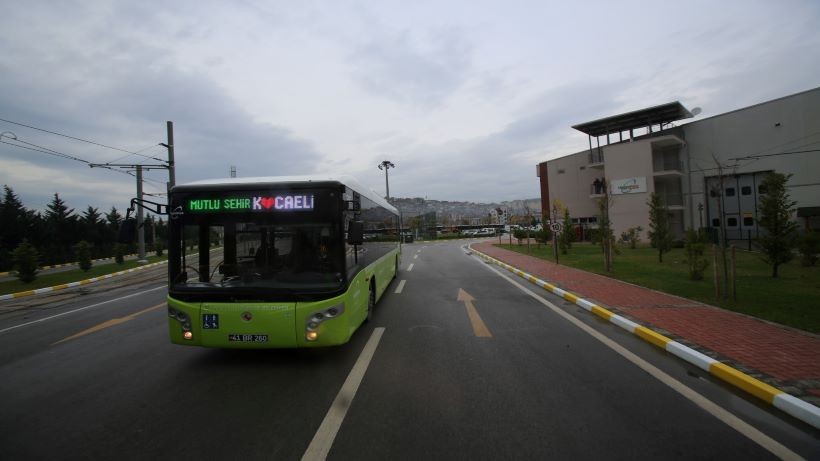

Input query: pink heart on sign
[260,197,275,209]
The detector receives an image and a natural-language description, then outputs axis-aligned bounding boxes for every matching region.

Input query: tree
[757,173,798,277]
[11,239,39,283]
[81,206,106,257]
[559,207,575,254]
[597,183,615,272]
[647,192,673,262]
[0,186,29,270]
[685,228,709,280]
[43,193,77,264]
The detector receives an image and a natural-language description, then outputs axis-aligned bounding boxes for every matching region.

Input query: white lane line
[394,280,406,294]
[302,327,385,461]
[480,261,802,461]
[0,285,166,335]
[407,263,414,272]
[413,254,418,260]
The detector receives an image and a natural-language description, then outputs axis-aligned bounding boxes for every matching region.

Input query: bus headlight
[306,331,318,341]
[183,331,193,340]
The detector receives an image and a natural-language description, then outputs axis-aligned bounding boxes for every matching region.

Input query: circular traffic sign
[550,222,563,233]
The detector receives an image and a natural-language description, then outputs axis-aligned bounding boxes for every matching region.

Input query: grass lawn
[498,242,820,334]
[0,255,167,296]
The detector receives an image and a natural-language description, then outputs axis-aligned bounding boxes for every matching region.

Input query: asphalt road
[0,240,817,460]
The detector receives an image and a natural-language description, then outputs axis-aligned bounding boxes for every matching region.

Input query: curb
[0,260,168,302]
[0,254,140,277]
[469,244,820,430]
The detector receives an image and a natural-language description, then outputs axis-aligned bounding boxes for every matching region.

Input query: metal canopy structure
[572,101,693,137]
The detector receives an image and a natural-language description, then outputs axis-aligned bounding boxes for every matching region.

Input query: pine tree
[647,192,673,262]
[758,173,798,278]
[43,193,77,264]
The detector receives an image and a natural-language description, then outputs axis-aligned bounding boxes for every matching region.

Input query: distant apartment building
[536,87,820,242]
[490,207,508,225]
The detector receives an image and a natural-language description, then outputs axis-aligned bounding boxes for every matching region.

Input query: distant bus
[166,176,401,348]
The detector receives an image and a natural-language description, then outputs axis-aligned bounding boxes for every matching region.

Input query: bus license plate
[228,334,268,343]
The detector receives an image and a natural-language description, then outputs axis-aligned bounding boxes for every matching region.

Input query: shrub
[74,241,93,272]
[12,239,39,283]
[155,241,165,257]
[513,229,527,244]
[618,226,643,249]
[685,229,709,280]
[114,244,125,264]
[534,229,552,245]
[798,231,819,267]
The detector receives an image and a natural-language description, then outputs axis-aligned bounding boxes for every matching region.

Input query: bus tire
[365,280,375,323]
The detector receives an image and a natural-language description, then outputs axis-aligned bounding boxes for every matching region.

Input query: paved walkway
[473,242,820,404]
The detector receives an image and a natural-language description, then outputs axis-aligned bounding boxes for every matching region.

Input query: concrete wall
[684,87,820,229]
[545,150,599,220]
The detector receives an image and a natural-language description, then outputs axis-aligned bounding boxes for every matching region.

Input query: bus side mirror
[118,218,136,243]
[347,220,364,245]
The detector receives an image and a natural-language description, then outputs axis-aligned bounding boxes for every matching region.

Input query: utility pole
[159,121,175,193]
[166,121,175,189]
[136,165,147,263]
[378,160,395,199]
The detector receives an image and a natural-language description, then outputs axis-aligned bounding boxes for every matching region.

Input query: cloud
[348,27,473,108]
[0,2,323,213]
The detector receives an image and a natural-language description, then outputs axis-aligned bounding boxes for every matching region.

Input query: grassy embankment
[0,255,167,296]
[498,242,820,334]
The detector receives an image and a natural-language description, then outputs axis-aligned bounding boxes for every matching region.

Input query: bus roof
[175,175,398,215]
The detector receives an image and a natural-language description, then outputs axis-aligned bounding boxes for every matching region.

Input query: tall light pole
[378,160,395,199]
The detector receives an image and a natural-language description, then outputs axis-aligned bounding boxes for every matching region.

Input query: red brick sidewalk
[473,242,820,402]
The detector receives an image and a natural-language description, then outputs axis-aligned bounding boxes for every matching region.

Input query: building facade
[537,87,820,242]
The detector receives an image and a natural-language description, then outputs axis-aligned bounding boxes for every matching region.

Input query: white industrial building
[536,87,820,242]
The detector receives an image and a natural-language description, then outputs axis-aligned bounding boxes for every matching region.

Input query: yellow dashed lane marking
[52,303,165,345]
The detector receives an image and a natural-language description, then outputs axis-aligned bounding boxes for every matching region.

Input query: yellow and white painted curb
[0,260,168,302]
[0,254,140,277]
[470,245,820,430]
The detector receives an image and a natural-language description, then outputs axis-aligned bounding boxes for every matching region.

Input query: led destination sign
[187,194,315,213]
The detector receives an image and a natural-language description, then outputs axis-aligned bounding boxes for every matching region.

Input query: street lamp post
[378,160,395,199]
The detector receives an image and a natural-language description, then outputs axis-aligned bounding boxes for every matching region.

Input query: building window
[712,218,720,227]
[741,186,751,195]
[710,189,718,198]
[588,217,597,224]
[743,217,754,226]
[725,187,735,197]
[758,184,767,195]
[727,217,738,227]
[557,169,565,174]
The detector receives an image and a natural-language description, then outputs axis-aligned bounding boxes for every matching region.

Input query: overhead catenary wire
[1,138,136,177]
[0,116,165,162]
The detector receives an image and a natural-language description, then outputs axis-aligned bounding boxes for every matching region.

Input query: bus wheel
[365,281,375,323]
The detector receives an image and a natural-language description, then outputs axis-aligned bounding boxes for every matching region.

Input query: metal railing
[653,159,683,172]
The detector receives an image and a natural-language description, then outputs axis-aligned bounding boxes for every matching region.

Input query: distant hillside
[388,197,541,221]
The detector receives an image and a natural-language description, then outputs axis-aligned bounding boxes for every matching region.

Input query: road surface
[0,240,817,460]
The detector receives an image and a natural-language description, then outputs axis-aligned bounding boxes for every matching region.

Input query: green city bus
[166,176,401,348]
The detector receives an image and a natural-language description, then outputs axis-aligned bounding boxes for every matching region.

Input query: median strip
[0,260,168,302]
[469,244,820,430]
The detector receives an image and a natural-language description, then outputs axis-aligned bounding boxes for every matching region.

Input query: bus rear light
[306,331,318,341]
[183,331,193,340]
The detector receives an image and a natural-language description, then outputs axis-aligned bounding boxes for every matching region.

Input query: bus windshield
[171,216,345,296]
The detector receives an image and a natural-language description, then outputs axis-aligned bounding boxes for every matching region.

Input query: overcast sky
[1,0,819,214]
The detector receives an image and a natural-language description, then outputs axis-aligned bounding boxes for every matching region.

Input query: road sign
[550,222,563,233]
